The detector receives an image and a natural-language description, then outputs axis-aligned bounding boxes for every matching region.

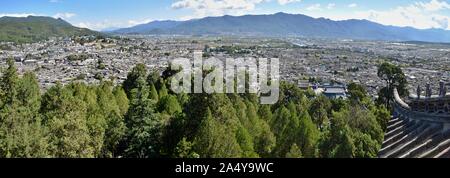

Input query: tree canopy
[376,62,408,109]
[0,62,390,158]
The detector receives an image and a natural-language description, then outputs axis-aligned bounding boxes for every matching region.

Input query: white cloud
[306,4,322,11]
[53,13,76,19]
[0,13,37,17]
[348,3,358,8]
[128,19,153,26]
[277,0,301,5]
[75,18,155,31]
[0,12,76,20]
[354,0,450,30]
[49,0,60,3]
[172,0,269,19]
[76,22,90,29]
[76,21,120,31]
[0,11,151,31]
[416,0,450,11]
[301,0,450,30]
[327,3,336,10]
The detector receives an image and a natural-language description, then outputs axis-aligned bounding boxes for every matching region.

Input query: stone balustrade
[406,81,450,115]
[379,88,450,158]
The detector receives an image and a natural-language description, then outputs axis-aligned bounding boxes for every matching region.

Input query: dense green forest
[0,16,99,43]
[0,58,392,158]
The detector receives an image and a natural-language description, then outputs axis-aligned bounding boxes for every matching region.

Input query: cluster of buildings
[0,36,173,90]
[281,38,450,98]
[0,36,449,99]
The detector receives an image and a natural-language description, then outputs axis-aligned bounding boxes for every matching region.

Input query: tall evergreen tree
[0,66,48,158]
[113,87,129,116]
[286,144,302,158]
[0,58,19,105]
[124,78,162,158]
[149,83,159,101]
[193,108,242,158]
[123,63,147,97]
[43,86,94,158]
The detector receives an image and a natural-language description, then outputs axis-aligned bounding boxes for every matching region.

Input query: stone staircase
[381,87,450,158]
[378,117,450,158]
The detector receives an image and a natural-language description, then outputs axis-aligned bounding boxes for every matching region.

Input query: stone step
[434,145,450,158]
[399,131,442,158]
[383,131,406,148]
[386,119,406,133]
[388,124,441,158]
[419,130,450,158]
[379,122,427,157]
[399,139,433,158]
[383,120,415,143]
[381,121,422,149]
[387,117,400,125]
[382,124,430,158]
[420,139,450,158]
[438,151,450,158]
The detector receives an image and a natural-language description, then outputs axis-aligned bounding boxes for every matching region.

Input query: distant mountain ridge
[114,20,183,34]
[113,12,450,43]
[0,16,99,43]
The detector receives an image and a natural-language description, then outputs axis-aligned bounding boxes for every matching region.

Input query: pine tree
[113,86,129,116]
[297,112,319,157]
[158,95,182,115]
[173,137,199,158]
[258,105,272,122]
[236,125,258,158]
[147,70,161,86]
[0,70,48,158]
[193,108,242,158]
[158,82,169,99]
[124,79,162,158]
[0,58,19,105]
[44,86,94,158]
[271,106,295,157]
[309,95,331,129]
[123,63,147,97]
[16,72,41,113]
[0,106,49,158]
[149,83,159,101]
[254,120,276,157]
[97,82,125,158]
[286,144,302,158]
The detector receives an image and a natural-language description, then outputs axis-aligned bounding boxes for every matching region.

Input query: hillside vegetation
[0,16,99,43]
[0,58,391,158]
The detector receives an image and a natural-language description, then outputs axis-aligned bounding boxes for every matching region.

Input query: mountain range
[113,12,450,43]
[1,13,450,43]
[0,16,99,43]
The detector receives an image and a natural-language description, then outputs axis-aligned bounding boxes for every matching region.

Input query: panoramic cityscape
[0,0,449,164]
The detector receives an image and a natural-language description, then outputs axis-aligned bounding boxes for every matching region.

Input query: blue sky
[1,0,450,31]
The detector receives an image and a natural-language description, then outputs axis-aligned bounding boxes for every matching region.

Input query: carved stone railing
[393,88,450,123]
[413,81,448,100]
[393,88,410,110]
